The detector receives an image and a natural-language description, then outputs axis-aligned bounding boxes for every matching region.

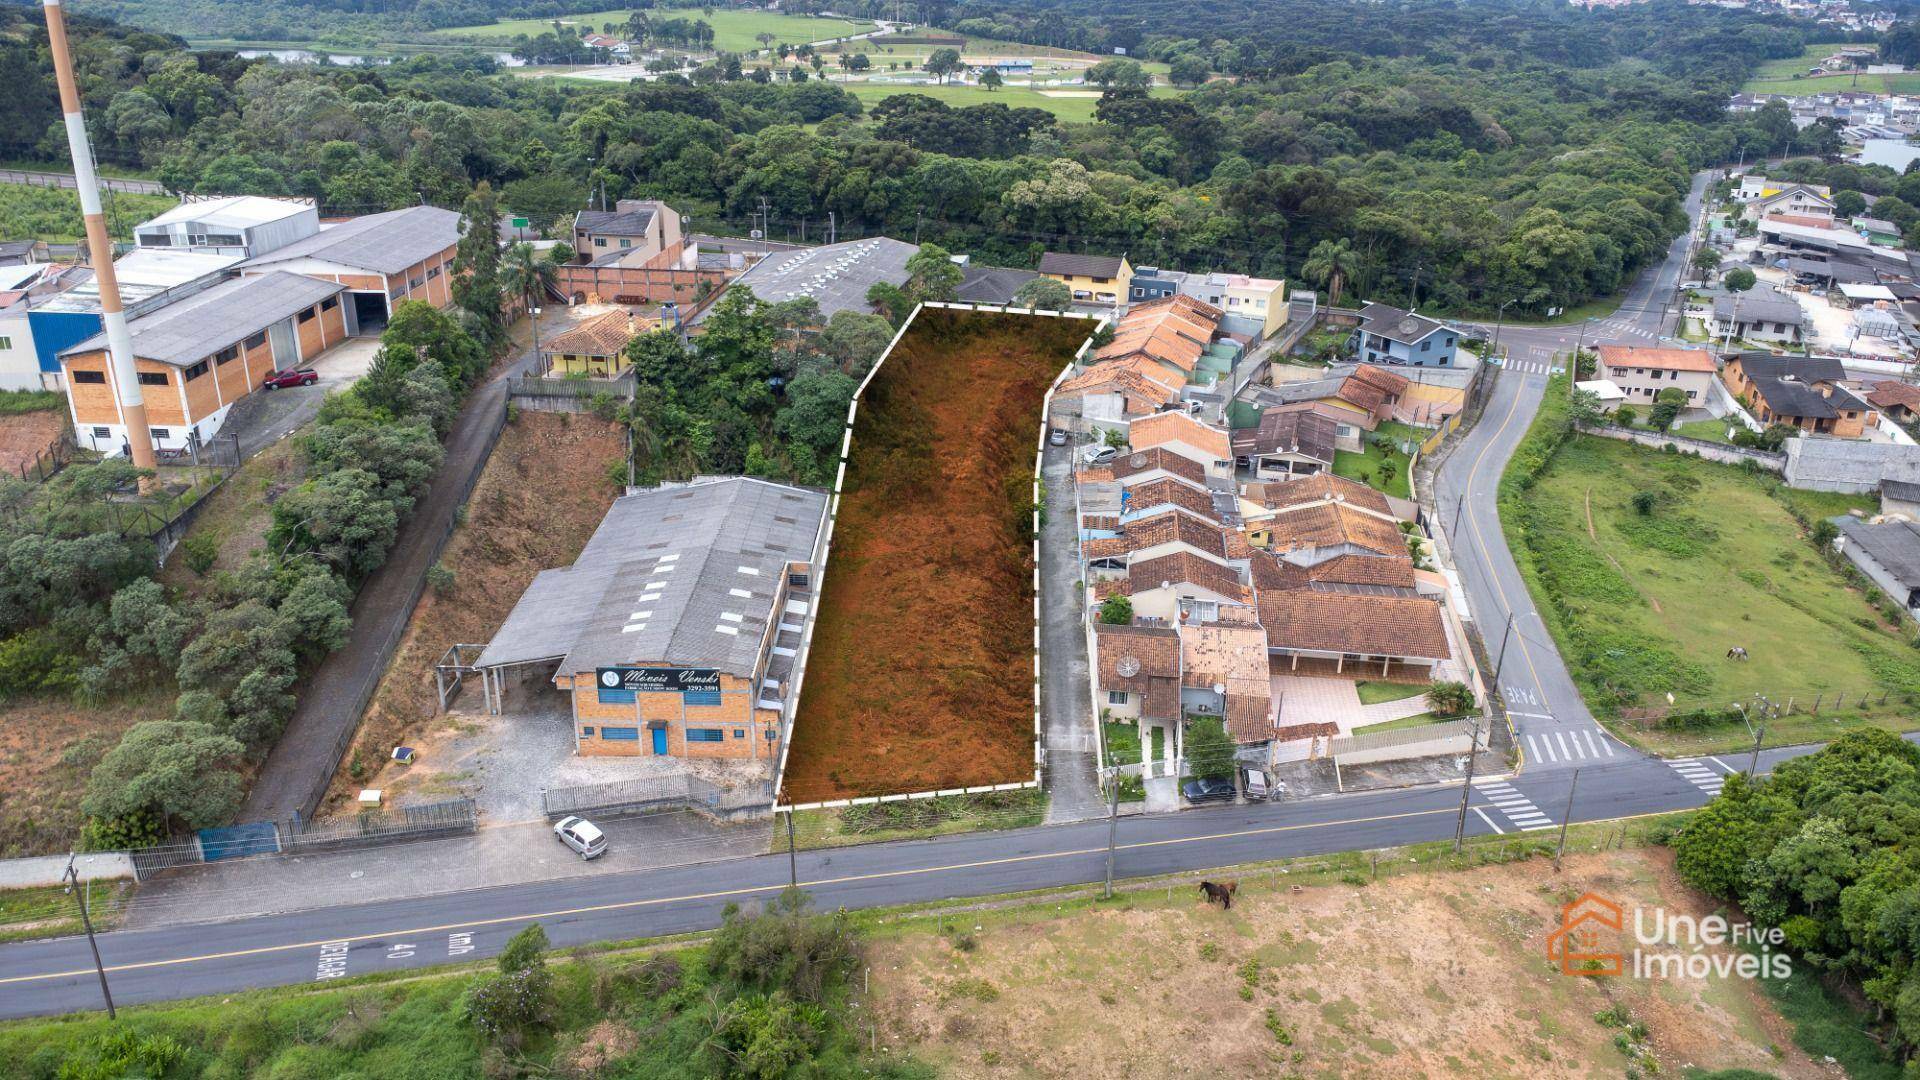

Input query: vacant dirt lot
[319,410,626,815]
[0,408,64,478]
[0,692,172,857]
[782,309,1089,801]
[869,847,1826,1078]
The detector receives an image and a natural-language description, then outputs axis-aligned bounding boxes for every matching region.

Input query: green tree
[1014,276,1074,312]
[1723,266,1756,293]
[81,720,246,832]
[1168,54,1210,88]
[1834,189,1868,218]
[1425,680,1474,716]
[1184,716,1235,782]
[499,241,558,328]
[980,67,1003,90]
[924,47,964,84]
[1648,386,1687,432]
[816,310,894,374]
[270,468,402,580]
[866,282,913,325]
[1085,58,1150,90]
[1690,247,1721,276]
[1098,595,1133,625]
[1302,238,1357,307]
[774,369,855,484]
[452,181,506,346]
[905,243,963,301]
[1568,387,1604,427]
[500,176,584,236]
[81,578,194,695]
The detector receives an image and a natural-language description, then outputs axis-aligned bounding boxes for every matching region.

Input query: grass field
[1505,430,1920,752]
[1332,433,1413,499]
[431,8,876,51]
[0,881,133,944]
[1741,41,1920,94]
[1668,418,1739,445]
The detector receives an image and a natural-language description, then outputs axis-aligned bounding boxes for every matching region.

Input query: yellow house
[1038,251,1131,305]
[541,309,653,377]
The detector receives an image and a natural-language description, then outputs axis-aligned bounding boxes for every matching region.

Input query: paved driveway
[225,337,380,460]
[1040,439,1104,823]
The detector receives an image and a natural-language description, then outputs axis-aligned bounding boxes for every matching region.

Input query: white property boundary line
[774,301,1104,814]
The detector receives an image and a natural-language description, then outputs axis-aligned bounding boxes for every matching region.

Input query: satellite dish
[1116,656,1141,678]
[1130,452,1148,467]
[1397,317,1422,338]
[1213,682,1227,696]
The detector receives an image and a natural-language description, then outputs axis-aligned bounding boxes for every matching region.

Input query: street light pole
[1103,765,1119,900]
[64,854,114,1019]
[1453,712,1484,853]
[1491,611,1516,687]
[1488,298,1512,369]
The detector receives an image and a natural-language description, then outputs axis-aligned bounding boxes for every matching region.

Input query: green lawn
[1740,41,1920,94]
[431,8,877,51]
[1668,418,1738,445]
[0,881,133,944]
[1351,712,1443,736]
[841,81,1181,122]
[1332,438,1412,499]
[1354,680,1427,706]
[1103,720,1142,766]
[1504,432,1920,752]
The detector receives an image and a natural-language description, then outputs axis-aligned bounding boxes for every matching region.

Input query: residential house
[581,33,632,60]
[1082,508,1234,579]
[1128,265,1181,304]
[1250,401,1365,451]
[1120,550,1255,626]
[1830,515,1920,620]
[573,200,682,262]
[1251,549,1451,678]
[60,271,348,453]
[542,309,652,377]
[1110,446,1209,489]
[1053,357,1185,424]
[1180,618,1274,745]
[1723,352,1875,436]
[1736,176,1831,202]
[1097,294,1220,379]
[134,196,319,259]
[239,205,462,331]
[1350,303,1460,367]
[0,240,50,266]
[1866,379,1920,422]
[1712,287,1807,346]
[1094,622,1184,775]
[1856,216,1904,245]
[1750,185,1838,226]
[474,477,827,759]
[1229,405,1338,480]
[955,262,1038,305]
[1037,251,1131,304]
[1175,272,1288,338]
[1243,365,1411,430]
[1126,410,1235,481]
[697,236,914,324]
[1594,345,1717,407]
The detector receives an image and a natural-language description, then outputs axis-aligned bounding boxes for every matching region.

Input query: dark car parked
[262,368,318,389]
[1182,777,1235,803]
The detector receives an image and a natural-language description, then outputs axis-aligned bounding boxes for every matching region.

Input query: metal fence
[541,775,774,822]
[1618,688,1917,729]
[509,371,636,400]
[15,429,71,482]
[126,799,479,880]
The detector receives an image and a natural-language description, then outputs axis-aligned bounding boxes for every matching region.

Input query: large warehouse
[474,476,828,760]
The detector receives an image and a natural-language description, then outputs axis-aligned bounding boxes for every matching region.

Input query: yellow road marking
[0,805,1458,987]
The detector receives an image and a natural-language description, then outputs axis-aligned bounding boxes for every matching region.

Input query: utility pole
[914,207,923,246]
[786,807,798,888]
[1103,766,1119,899]
[1747,720,1766,778]
[1491,611,1516,686]
[1453,712,1484,853]
[63,854,114,1019]
[1554,768,1580,870]
[44,0,156,481]
[1488,298,1512,369]
[828,211,836,246]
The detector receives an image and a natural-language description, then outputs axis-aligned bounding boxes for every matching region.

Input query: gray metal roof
[475,477,828,678]
[1784,436,1920,488]
[575,206,656,238]
[1835,515,1920,589]
[957,263,1039,304]
[1715,290,1805,326]
[59,271,344,367]
[1038,251,1125,278]
[694,237,918,324]
[241,205,460,275]
[1354,302,1446,345]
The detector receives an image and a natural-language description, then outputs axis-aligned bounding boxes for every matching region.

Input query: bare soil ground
[318,410,626,815]
[869,847,1827,1078]
[155,437,305,594]
[782,309,1089,801]
[0,409,64,477]
[0,691,172,857]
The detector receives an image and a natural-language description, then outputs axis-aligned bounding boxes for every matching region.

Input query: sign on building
[597,666,722,693]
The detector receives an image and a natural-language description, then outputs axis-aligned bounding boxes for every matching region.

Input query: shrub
[1615,405,1638,428]
[80,720,246,832]
[1426,680,1475,716]
[706,889,858,1006]
[464,923,555,1048]
[427,561,457,595]
[0,627,80,696]
[1184,716,1236,782]
[179,533,218,576]
[1630,490,1658,516]
[1098,594,1133,625]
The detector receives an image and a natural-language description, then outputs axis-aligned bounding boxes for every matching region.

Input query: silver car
[552,816,608,860]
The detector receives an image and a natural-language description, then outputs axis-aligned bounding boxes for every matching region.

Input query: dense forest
[0,0,1854,316]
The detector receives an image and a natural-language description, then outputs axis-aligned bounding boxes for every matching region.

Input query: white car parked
[553,816,608,860]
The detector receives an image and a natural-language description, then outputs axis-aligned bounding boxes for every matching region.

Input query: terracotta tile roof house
[1344,365,1411,408]
[1110,447,1207,487]
[1127,551,1248,603]
[1095,623,1182,720]
[1123,476,1219,521]
[1180,622,1274,743]
[1055,355,1183,413]
[1723,352,1875,435]
[1230,407,1339,466]
[1302,552,1419,589]
[1868,380,1920,421]
[1258,502,1407,560]
[1096,295,1222,373]
[1128,411,1233,467]
[1255,588,1451,667]
[1121,507,1230,560]
[541,309,654,376]
[1595,345,1717,373]
[1242,473,1392,518]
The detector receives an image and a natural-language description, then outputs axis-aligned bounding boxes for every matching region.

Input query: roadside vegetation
[1501,376,1919,755]
[1,891,930,1079]
[0,182,175,243]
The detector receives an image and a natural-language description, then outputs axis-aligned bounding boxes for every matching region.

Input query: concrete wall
[0,851,134,889]
[1580,423,1786,472]
[556,261,728,305]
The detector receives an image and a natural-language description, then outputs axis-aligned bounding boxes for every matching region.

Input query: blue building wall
[28,310,103,373]
[1129,272,1177,303]
[1354,328,1459,367]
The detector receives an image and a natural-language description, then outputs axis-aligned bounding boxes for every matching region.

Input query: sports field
[431,8,877,52]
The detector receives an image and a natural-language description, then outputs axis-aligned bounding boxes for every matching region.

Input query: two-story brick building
[1594,345,1717,407]
[59,271,347,453]
[1038,251,1131,305]
[475,477,828,761]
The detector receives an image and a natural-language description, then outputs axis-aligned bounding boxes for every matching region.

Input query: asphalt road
[0,746,1814,1020]
[1434,171,1713,772]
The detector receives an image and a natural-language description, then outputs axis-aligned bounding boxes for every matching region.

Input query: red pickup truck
[261,368,318,389]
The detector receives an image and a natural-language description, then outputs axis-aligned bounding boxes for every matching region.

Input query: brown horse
[1198,880,1239,909]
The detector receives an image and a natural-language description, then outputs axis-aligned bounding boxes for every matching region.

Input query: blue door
[651,727,668,755]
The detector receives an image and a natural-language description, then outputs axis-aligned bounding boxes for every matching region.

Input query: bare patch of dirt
[783,309,1089,801]
[0,691,173,856]
[319,410,626,814]
[868,847,1827,1078]
[0,410,64,477]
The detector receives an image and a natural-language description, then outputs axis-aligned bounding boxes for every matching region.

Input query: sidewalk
[1040,442,1104,824]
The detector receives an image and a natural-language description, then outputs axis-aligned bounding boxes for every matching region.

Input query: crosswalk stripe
[1582,730,1600,757]
[1555,732,1571,759]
